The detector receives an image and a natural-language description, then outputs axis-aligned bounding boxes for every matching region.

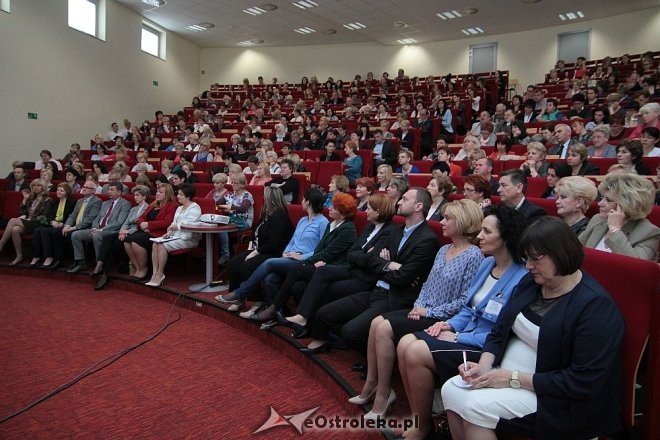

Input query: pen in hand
[463,350,469,374]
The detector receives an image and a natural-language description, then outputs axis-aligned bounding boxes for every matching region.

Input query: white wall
[200,7,660,92]
[0,0,200,171]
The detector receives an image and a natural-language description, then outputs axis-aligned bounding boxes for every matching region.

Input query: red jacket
[137,201,177,237]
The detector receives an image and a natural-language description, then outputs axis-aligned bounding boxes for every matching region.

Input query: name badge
[482,292,506,322]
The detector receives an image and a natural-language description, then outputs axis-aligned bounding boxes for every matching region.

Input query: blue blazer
[447,257,528,349]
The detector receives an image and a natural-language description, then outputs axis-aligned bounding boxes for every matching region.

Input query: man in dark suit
[547,123,574,158]
[498,169,546,219]
[68,182,131,273]
[5,164,29,192]
[415,108,433,156]
[304,188,440,355]
[372,129,397,168]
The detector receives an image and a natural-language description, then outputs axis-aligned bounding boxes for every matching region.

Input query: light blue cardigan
[447,256,528,349]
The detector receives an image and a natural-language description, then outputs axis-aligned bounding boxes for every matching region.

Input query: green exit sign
[152,80,159,86]
[27,112,38,120]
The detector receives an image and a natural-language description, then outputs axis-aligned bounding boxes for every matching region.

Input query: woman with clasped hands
[442,217,625,440]
[579,172,659,260]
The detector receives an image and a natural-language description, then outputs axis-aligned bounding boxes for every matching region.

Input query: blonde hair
[598,172,654,220]
[568,143,588,161]
[442,199,484,244]
[556,177,598,214]
[232,172,247,186]
[258,162,272,177]
[212,173,229,184]
[463,135,479,151]
[377,164,393,183]
[526,141,547,157]
[331,175,350,193]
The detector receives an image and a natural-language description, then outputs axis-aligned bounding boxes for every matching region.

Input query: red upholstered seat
[581,248,660,431]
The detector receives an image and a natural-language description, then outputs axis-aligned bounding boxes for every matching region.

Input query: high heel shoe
[348,387,377,405]
[9,257,24,266]
[300,342,330,355]
[145,275,165,287]
[276,311,309,339]
[363,389,396,421]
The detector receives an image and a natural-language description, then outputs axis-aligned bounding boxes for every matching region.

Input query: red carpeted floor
[0,274,372,439]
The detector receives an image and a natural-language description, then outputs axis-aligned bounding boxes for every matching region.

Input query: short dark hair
[571,93,586,103]
[108,182,123,192]
[303,188,325,213]
[177,183,196,199]
[519,216,583,275]
[93,161,108,174]
[247,155,259,164]
[482,205,528,264]
[280,158,295,170]
[548,162,572,178]
[500,168,527,193]
[412,187,432,216]
[619,139,644,165]
[172,169,187,180]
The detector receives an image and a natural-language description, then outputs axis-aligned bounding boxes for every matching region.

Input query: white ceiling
[116,0,660,48]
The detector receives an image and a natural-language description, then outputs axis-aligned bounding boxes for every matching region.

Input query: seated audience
[519,142,549,177]
[355,177,376,211]
[6,163,29,192]
[225,187,295,313]
[463,174,492,208]
[498,169,546,218]
[627,102,660,139]
[123,184,178,280]
[640,127,660,157]
[395,149,420,178]
[206,173,229,203]
[587,125,617,158]
[30,183,76,268]
[454,135,479,161]
[580,172,659,260]
[567,143,600,176]
[216,173,254,263]
[386,176,409,204]
[0,179,52,265]
[617,139,651,175]
[375,164,393,192]
[541,162,572,199]
[442,217,624,440]
[147,183,202,287]
[265,158,299,204]
[396,205,528,439]
[350,199,484,420]
[248,163,273,186]
[555,176,598,235]
[426,175,453,221]
[215,189,328,306]
[248,193,358,323]
[324,175,350,208]
[275,193,395,331]
[343,141,362,184]
[34,149,63,171]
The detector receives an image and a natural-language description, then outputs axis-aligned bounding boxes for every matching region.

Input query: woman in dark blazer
[441,217,624,440]
[426,175,453,221]
[30,182,75,268]
[225,186,294,296]
[248,192,358,323]
[567,143,600,176]
[275,193,396,336]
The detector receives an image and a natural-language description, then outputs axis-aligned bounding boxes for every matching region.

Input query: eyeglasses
[522,254,545,264]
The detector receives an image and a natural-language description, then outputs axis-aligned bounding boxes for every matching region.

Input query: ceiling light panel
[243,6,267,16]
[342,22,366,30]
[294,27,316,34]
[461,27,484,35]
[292,0,318,9]
[559,10,585,21]
[397,38,417,45]
[436,10,462,20]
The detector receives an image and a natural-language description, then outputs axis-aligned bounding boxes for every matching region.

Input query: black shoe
[276,311,309,338]
[67,263,87,274]
[351,362,367,373]
[94,272,109,291]
[44,260,61,270]
[300,342,330,355]
[249,305,276,322]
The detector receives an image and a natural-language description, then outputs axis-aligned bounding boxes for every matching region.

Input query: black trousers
[226,250,273,293]
[270,264,317,310]
[35,226,70,260]
[312,287,392,355]
[295,265,373,324]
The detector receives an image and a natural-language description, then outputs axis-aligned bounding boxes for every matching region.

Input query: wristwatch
[509,370,521,389]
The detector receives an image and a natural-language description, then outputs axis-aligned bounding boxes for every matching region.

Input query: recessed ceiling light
[393,21,408,29]
[142,0,165,7]
[185,23,214,32]
[343,22,366,30]
[237,39,264,46]
[292,0,318,9]
[436,10,462,20]
[397,38,418,45]
[294,27,316,34]
[462,8,478,15]
[461,27,484,35]
[559,10,584,21]
[243,6,267,16]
